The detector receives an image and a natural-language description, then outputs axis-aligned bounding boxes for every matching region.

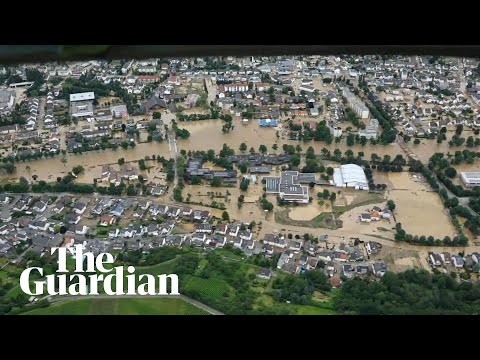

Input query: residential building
[342,87,369,119]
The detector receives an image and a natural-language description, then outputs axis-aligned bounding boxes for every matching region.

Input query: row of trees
[394,222,468,246]
[360,85,398,144]
[172,121,190,139]
[177,108,220,122]
[344,108,366,129]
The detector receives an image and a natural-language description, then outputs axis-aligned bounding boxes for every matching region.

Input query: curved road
[43,294,223,315]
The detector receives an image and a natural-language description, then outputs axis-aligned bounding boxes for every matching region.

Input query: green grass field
[22,297,209,315]
[255,294,336,315]
[275,209,337,229]
[183,275,231,299]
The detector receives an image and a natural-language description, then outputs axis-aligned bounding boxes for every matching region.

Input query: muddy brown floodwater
[178,119,403,159]
[386,172,456,238]
[288,199,332,221]
[406,139,470,164]
[0,142,171,183]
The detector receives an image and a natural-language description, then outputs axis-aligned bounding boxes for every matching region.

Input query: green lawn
[275,209,337,229]
[183,275,231,299]
[290,304,336,315]
[22,297,209,315]
[0,271,7,282]
[214,248,244,261]
[135,258,178,276]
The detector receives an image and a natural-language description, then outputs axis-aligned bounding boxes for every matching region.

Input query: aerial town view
[1,53,480,315]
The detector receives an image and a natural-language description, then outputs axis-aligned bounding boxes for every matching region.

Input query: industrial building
[460,172,480,188]
[71,101,94,118]
[264,171,315,203]
[70,92,95,102]
[70,92,95,118]
[332,164,369,190]
[342,87,369,119]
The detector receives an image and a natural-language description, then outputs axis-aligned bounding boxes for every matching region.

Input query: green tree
[272,144,278,152]
[126,184,136,196]
[306,146,315,159]
[238,162,248,174]
[260,198,274,211]
[240,178,250,191]
[191,176,202,185]
[445,167,457,178]
[72,165,85,176]
[346,133,355,146]
[239,143,247,152]
[211,177,222,187]
[259,144,267,154]
[329,192,336,202]
[118,158,125,166]
[387,199,396,211]
[152,112,161,119]
[222,211,230,221]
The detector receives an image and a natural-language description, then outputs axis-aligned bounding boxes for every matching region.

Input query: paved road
[43,294,223,315]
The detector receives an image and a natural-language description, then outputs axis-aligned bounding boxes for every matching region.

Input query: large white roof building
[70,92,95,102]
[460,172,480,188]
[332,164,369,190]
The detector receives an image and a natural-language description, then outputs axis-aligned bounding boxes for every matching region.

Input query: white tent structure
[332,164,369,190]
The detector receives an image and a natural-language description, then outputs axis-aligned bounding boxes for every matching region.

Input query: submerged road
[43,294,224,315]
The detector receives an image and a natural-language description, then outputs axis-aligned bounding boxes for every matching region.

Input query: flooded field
[288,199,332,221]
[387,172,456,238]
[183,179,269,223]
[0,141,171,183]
[178,119,403,159]
[407,139,470,164]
